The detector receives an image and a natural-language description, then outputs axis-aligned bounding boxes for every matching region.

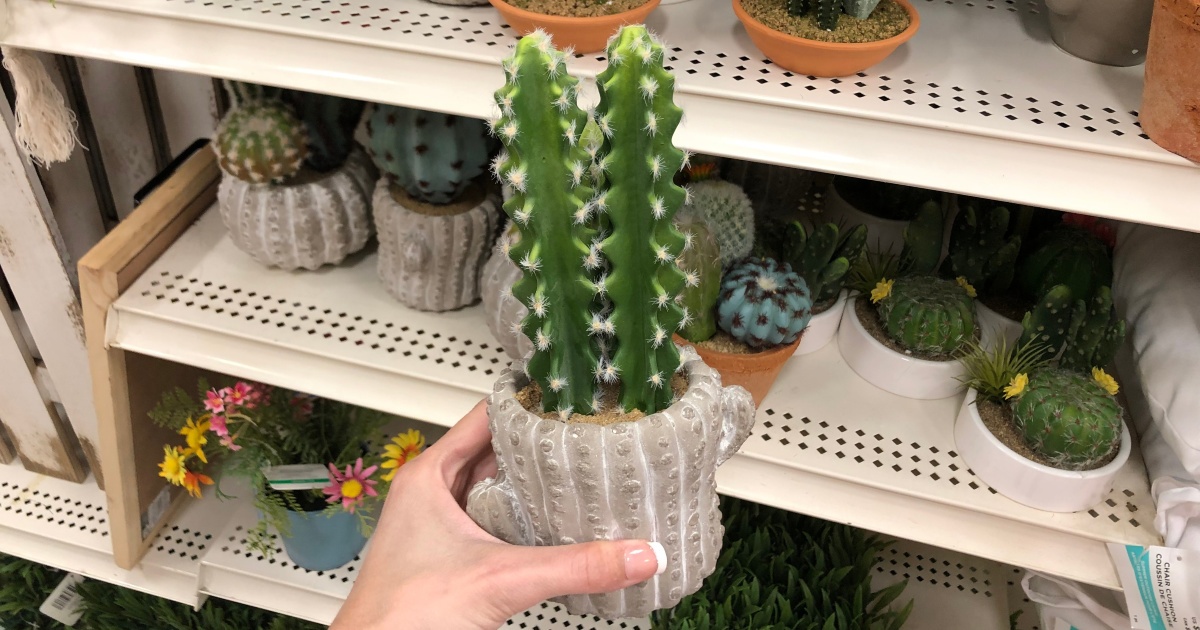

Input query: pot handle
[466,470,532,546]
[716,385,755,466]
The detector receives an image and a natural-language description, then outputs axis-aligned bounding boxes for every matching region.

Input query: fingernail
[624,542,666,579]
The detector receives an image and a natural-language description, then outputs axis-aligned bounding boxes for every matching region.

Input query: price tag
[264,464,330,491]
[1108,543,1200,630]
[39,573,85,626]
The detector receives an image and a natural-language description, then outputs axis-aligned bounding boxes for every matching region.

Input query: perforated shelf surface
[107,205,1160,591]
[7,0,1200,231]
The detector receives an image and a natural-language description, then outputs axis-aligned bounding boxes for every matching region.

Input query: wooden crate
[78,147,218,569]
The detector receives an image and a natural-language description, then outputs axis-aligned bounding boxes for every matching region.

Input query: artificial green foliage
[897,201,943,276]
[778,221,867,306]
[214,100,309,184]
[685,179,755,268]
[877,276,975,355]
[367,104,489,204]
[1017,226,1113,305]
[594,26,690,413]
[1011,368,1123,470]
[1059,286,1125,373]
[1017,285,1074,362]
[676,213,723,343]
[958,337,1050,403]
[650,498,913,630]
[0,554,69,628]
[834,176,940,222]
[942,199,1021,297]
[847,248,903,294]
[717,258,813,349]
[282,90,365,173]
[492,30,602,416]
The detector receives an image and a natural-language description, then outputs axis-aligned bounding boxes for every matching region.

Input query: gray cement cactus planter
[467,346,755,619]
[480,228,533,360]
[217,147,375,271]
[373,179,499,311]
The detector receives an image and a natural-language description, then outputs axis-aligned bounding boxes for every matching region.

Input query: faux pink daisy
[219,434,241,451]
[203,390,225,414]
[226,382,254,408]
[323,458,378,513]
[209,413,229,438]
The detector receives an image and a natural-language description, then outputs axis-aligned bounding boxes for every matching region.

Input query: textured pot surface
[681,335,801,407]
[488,0,661,53]
[1045,0,1153,66]
[218,147,375,271]
[278,508,367,571]
[837,297,968,400]
[732,0,920,77]
[480,236,533,361]
[467,346,756,619]
[954,389,1131,512]
[795,290,848,356]
[374,180,499,312]
[1141,0,1200,161]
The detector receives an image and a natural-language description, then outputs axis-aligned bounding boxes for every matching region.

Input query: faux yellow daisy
[179,416,211,463]
[955,276,977,298]
[158,446,188,486]
[1092,367,1119,396]
[870,279,894,304]
[381,429,426,482]
[1003,373,1028,400]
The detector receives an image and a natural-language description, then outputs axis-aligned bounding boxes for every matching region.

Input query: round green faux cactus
[366,104,489,205]
[1010,368,1123,470]
[685,179,754,268]
[717,258,813,349]
[875,275,975,355]
[1018,226,1112,304]
[676,212,722,343]
[214,100,309,184]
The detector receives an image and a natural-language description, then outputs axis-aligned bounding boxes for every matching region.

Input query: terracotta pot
[675,334,801,407]
[732,0,920,78]
[1141,0,1200,162]
[489,0,661,54]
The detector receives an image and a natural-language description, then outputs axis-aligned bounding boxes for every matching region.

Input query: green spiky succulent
[214,100,309,184]
[1010,368,1123,470]
[777,221,866,306]
[717,258,813,349]
[676,212,722,343]
[685,179,755,268]
[942,198,1021,297]
[1018,225,1113,304]
[1060,286,1125,373]
[1017,284,1074,362]
[875,275,975,355]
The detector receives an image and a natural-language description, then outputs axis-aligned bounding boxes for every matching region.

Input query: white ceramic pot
[795,290,848,356]
[954,389,1131,513]
[819,181,909,255]
[836,297,967,399]
[975,300,1023,349]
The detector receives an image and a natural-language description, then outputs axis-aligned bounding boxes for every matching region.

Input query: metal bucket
[1045,0,1154,66]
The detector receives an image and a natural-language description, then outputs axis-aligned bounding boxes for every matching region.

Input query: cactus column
[595,27,689,414]
[493,31,601,416]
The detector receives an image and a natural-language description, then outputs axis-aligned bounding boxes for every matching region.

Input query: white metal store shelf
[106,206,1161,590]
[5,0,1200,231]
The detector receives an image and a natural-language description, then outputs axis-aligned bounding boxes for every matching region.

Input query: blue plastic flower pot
[278,508,367,571]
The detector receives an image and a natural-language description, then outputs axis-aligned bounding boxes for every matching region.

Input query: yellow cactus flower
[956,276,977,298]
[1003,373,1028,400]
[1092,367,1119,396]
[381,429,426,482]
[179,416,211,464]
[158,446,188,486]
[870,279,894,304]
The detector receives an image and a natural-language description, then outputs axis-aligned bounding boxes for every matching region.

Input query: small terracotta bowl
[676,334,802,407]
[732,0,920,77]
[489,0,662,54]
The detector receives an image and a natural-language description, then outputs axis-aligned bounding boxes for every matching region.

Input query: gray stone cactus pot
[217,147,375,271]
[480,226,533,361]
[467,346,756,619]
[373,180,499,312]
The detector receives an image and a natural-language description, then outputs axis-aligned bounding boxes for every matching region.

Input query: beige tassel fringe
[1,46,78,166]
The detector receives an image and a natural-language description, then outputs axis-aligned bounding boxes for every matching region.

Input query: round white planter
[795,290,848,356]
[819,181,909,254]
[954,389,1131,513]
[975,300,1023,349]
[836,297,968,399]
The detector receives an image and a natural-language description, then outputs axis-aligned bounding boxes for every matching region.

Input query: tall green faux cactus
[1017,285,1074,362]
[595,26,689,413]
[943,199,1021,297]
[492,31,601,416]
[898,200,943,275]
[676,213,722,343]
[779,221,866,306]
[1060,286,1125,373]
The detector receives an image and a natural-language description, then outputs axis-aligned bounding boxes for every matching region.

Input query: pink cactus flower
[322,458,378,513]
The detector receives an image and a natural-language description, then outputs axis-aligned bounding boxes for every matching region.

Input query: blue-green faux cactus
[283,90,365,173]
[1011,368,1123,470]
[676,212,722,344]
[685,179,755,268]
[875,275,975,355]
[717,258,813,349]
[943,199,1021,297]
[595,26,690,413]
[366,104,489,205]
[492,30,601,417]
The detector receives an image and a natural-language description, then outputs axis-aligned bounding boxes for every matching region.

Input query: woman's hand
[332,400,663,630]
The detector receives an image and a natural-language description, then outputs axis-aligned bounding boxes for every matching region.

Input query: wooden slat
[79,146,218,568]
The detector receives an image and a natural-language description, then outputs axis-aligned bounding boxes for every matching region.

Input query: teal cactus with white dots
[717,258,813,348]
